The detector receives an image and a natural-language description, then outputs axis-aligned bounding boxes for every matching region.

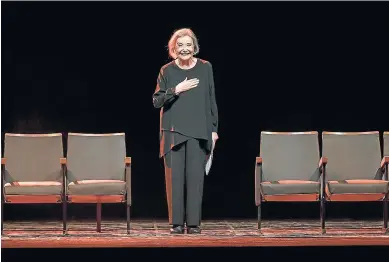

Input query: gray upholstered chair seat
[327,180,389,194]
[67,180,126,195]
[4,181,62,195]
[261,180,320,195]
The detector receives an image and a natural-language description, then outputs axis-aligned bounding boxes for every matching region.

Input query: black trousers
[164,138,207,226]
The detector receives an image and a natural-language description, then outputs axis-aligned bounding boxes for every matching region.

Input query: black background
[2,1,389,222]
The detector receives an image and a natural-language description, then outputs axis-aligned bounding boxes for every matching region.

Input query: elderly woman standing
[152,28,219,234]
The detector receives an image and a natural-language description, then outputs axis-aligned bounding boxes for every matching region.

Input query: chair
[63,133,131,234]
[255,131,326,233]
[321,131,388,232]
[1,133,66,235]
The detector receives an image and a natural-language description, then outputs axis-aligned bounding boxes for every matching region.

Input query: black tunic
[152,59,218,158]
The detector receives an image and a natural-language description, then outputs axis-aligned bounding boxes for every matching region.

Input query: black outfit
[152,59,218,229]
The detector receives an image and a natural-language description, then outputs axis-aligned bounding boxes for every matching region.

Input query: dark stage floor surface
[2,219,389,248]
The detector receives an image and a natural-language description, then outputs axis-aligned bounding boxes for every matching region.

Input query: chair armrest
[255,157,263,205]
[60,158,67,198]
[1,158,5,199]
[125,157,131,205]
[255,157,263,184]
[381,156,389,169]
[318,157,328,198]
[381,156,389,181]
[60,158,67,165]
[319,157,328,168]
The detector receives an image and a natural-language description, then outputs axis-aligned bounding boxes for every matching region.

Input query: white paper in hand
[205,143,215,175]
[205,151,213,175]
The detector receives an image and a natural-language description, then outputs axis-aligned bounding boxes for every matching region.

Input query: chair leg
[126,204,130,234]
[320,195,326,234]
[257,204,261,230]
[96,202,102,233]
[384,193,388,233]
[62,200,67,235]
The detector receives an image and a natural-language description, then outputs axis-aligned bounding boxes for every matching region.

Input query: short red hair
[167,28,200,59]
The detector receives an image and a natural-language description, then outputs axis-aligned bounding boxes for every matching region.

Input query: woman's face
[175,35,194,61]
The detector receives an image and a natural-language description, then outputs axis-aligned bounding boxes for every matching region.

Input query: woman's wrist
[173,86,180,95]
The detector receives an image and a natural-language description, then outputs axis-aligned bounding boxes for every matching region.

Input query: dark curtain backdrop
[2,1,389,221]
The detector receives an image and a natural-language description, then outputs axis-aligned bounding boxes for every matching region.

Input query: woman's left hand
[212,132,219,148]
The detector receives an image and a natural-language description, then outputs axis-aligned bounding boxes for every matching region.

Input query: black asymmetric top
[152,59,218,158]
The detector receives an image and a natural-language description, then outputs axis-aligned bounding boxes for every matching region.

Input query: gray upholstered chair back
[66,133,126,182]
[3,133,64,182]
[260,131,320,182]
[384,132,389,157]
[322,131,381,181]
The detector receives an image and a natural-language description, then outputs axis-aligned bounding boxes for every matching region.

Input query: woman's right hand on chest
[175,77,199,95]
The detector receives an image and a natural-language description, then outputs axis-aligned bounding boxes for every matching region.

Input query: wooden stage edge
[3,235,389,248]
[2,219,389,248]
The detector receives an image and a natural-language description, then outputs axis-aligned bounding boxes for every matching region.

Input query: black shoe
[187,226,201,234]
[170,225,185,234]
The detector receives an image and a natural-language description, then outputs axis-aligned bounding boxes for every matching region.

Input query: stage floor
[2,219,389,248]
